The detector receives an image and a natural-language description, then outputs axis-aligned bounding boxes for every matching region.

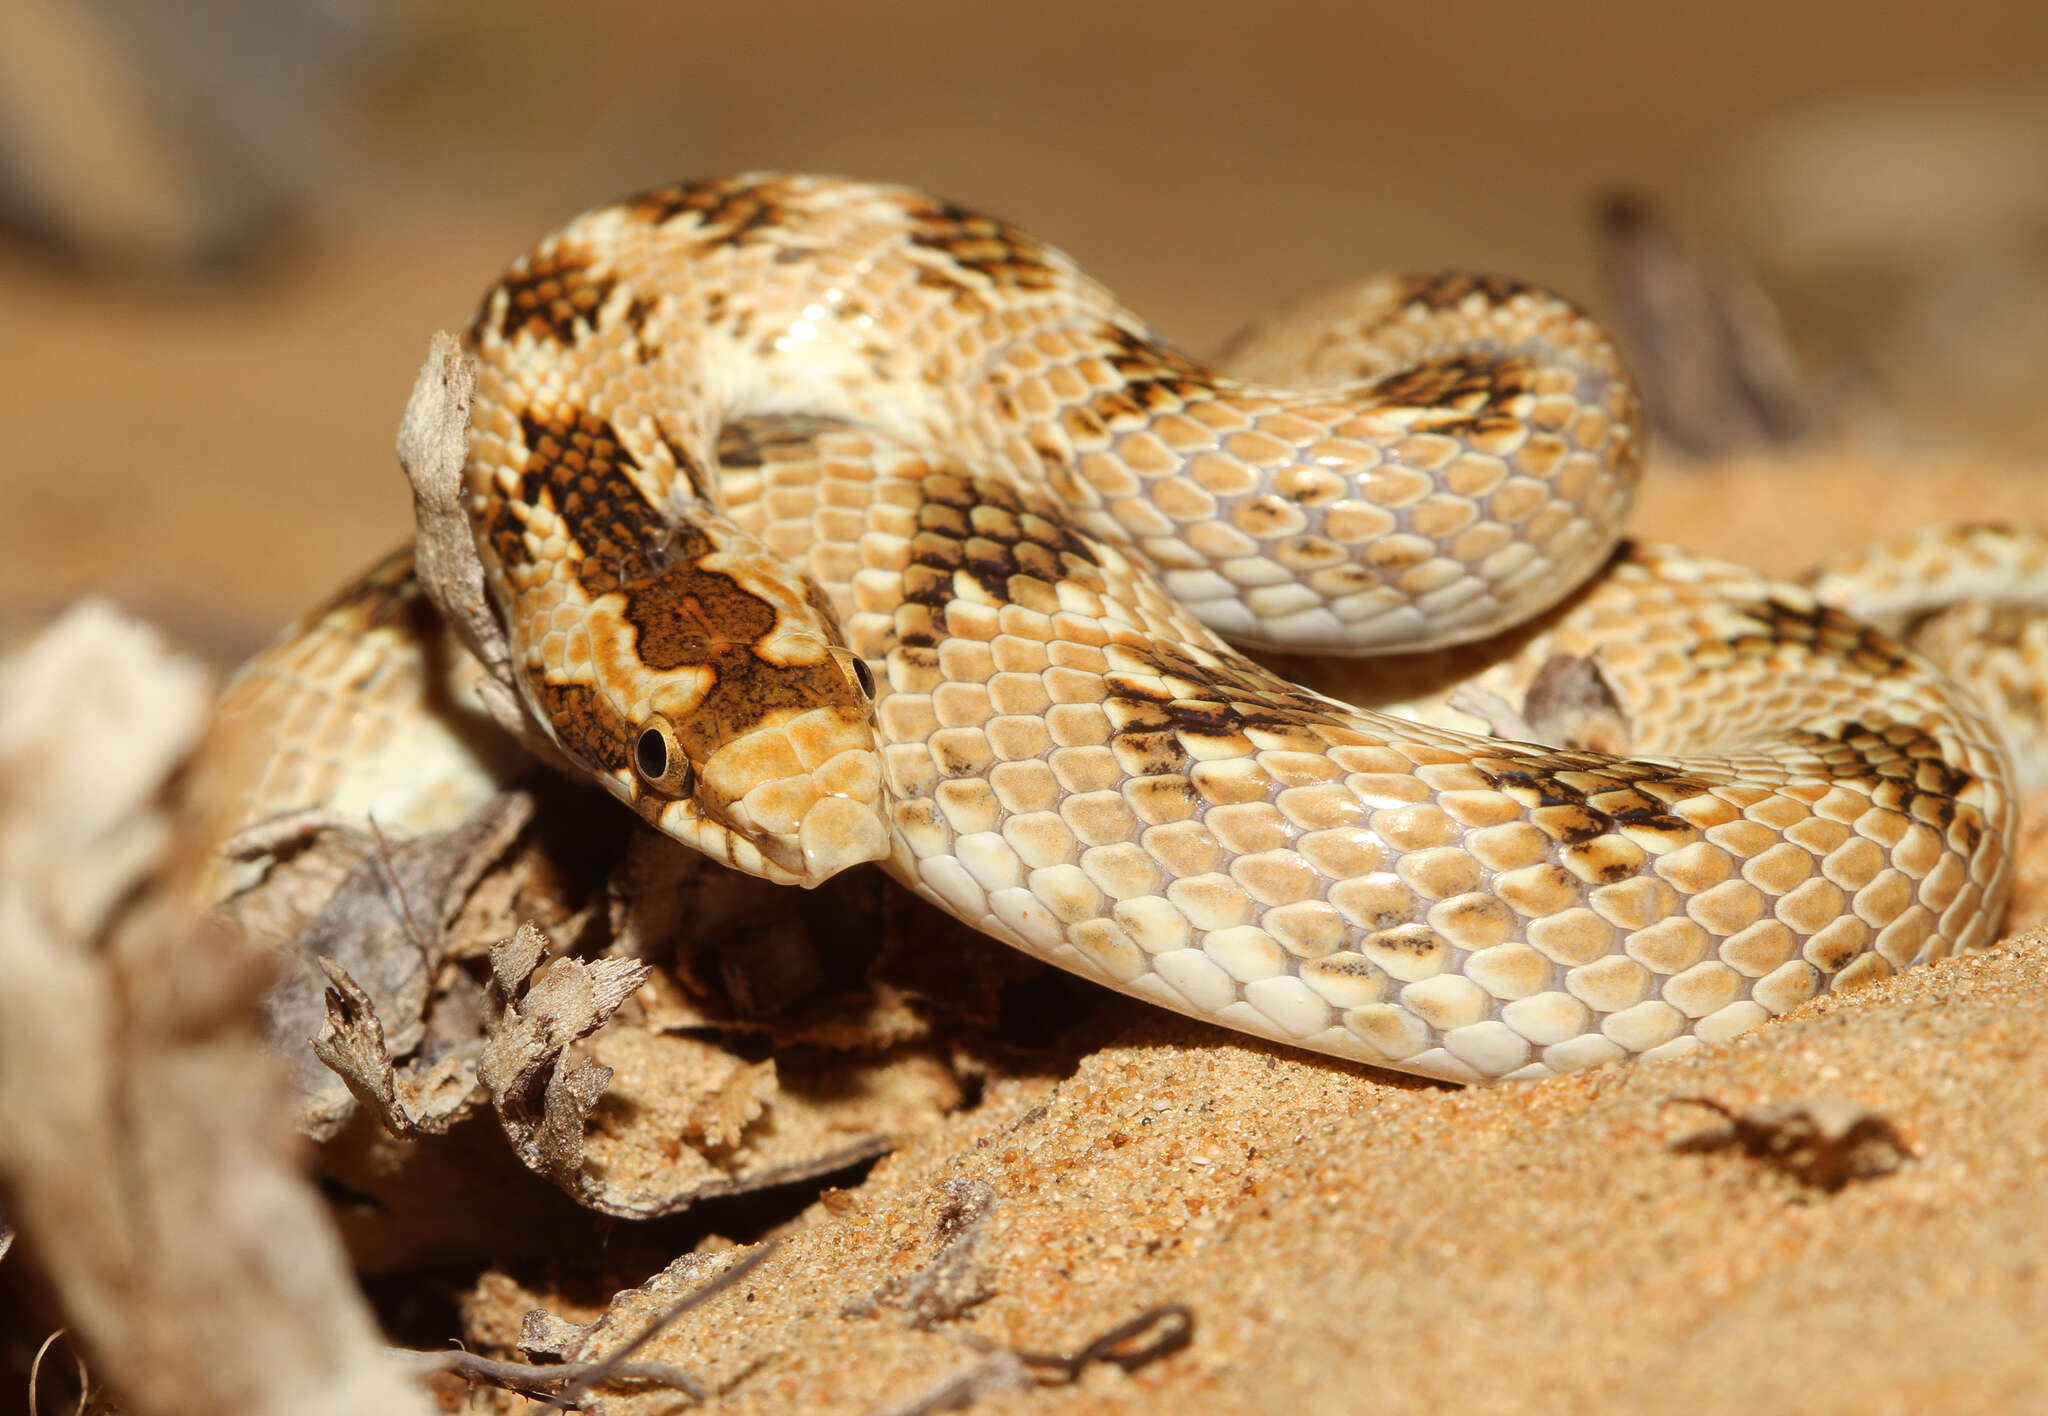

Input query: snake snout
[693,705,891,886]
[791,791,893,884]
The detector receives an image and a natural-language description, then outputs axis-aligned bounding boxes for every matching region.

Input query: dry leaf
[0,604,432,1416]
[481,921,654,1190]
[262,793,533,1137]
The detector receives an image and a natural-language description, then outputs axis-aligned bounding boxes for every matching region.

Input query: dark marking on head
[515,407,710,596]
[619,567,777,674]
[527,678,634,777]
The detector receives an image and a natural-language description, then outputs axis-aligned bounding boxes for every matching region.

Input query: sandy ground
[4,5,2047,1412]
[529,931,2048,1415]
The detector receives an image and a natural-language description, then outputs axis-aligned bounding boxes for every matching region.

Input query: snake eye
[851,656,876,699]
[632,715,695,796]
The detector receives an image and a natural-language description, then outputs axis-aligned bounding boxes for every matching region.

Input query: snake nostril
[851,656,875,699]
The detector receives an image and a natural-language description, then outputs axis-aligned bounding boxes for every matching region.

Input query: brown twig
[390,1239,779,1409]
[391,1349,709,1403]
[546,1238,780,1409]
[1013,1304,1195,1382]
[866,1304,1196,1416]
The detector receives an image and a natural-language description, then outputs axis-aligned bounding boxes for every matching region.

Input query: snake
[190,173,2030,1084]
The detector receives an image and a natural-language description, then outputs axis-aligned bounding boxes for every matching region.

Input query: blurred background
[2,0,2045,657]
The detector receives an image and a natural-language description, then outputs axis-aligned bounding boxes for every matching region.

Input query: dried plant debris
[318,904,965,1221]
[399,333,573,766]
[506,1244,780,1385]
[1515,653,1633,755]
[866,1351,1035,1416]
[481,921,655,1192]
[609,829,1043,1047]
[310,955,483,1138]
[1670,1096,1914,1190]
[277,787,1033,1233]
[0,605,433,1416]
[845,1180,1000,1329]
[1450,652,1632,755]
[568,1025,952,1220]
[1011,1304,1196,1384]
[1593,190,1817,456]
[0,601,213,930]
[865,1302,1197,1416]
[400,1241,779,1409]
[261,794,534,1137]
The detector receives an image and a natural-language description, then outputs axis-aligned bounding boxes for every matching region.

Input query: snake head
[521,523,891,887]
[621,631,889,886]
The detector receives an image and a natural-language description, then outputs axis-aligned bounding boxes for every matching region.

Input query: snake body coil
[202,175,2020,1084]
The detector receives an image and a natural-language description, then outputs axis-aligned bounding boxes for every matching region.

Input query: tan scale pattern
[196,174,2025,1084]
[719,419,2014,1081]
[1809,524,2048,790]
[181,549,524,902]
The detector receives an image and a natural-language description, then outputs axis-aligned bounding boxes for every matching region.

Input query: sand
[512,929,2048,1415]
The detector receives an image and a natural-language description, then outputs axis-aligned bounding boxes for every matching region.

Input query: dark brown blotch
[1742,597,1914,678]
[1367,354,1537,429]
[624,176,798,246]
[903,197,1060,293]
[1094,322,1208,384]
[527,679,634,776]
[901,474,1103,619]
[478,243,617,348]
[515,408,712,596]
[618,564,779,674]
[1396,271,1536,311]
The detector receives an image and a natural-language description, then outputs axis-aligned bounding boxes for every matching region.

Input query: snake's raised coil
[194,174,2031,1084]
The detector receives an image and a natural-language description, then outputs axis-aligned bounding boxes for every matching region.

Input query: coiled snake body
[198,175,2025,1084]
